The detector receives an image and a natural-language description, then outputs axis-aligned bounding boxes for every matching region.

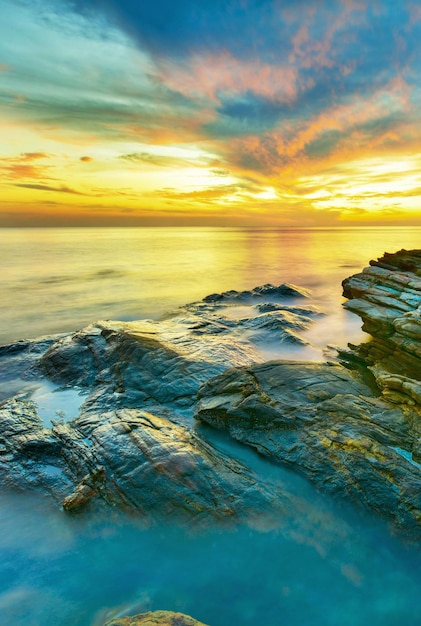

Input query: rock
[0,282,322,522]
[0,334,63,403]
[0,398,73,500]
[239,310,311,345]
[31,285,316,413]
[203,282,310,303]
[0,398,300,524]
[255,302,321,316]
[104,610,208,626]
[195,360,421,538]
[2,261,420,539]
[341,249,421,407]
[194,250,421,538]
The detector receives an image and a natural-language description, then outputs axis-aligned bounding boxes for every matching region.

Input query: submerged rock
[104,611,208,626]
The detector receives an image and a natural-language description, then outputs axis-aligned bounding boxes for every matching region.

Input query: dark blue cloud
[212,93,291,135]
[68,1,420,103]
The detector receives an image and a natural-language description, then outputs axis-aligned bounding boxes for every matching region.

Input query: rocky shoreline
[0,249,420,541]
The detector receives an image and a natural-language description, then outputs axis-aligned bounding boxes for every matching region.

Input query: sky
[1,0,421,227]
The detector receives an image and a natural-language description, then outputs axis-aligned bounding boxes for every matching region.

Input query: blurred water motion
[1,226,420,346]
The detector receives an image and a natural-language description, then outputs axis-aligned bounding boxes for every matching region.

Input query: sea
[0,226,420,626]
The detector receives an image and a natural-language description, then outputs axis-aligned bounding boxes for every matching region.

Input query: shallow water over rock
[0,491,420,626]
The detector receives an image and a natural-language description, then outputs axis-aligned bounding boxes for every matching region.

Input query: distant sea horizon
[2,225,420,346]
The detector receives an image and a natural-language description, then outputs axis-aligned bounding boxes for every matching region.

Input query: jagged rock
[62,466,106,512]
[195,361,421,538]
[341,249,421,406]
[255,302,321,316]
[31,287,316,413]
[0,398,299,524]
[0,334,63,402]
[193,250,421,538]
[0,398,73,500]
[104,610,208,626]
[203,282,310,303]
[239,310,312,345]
[1,261,420,539]
[0,283,321,522]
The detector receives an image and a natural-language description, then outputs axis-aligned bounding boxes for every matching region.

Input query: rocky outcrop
[1,261,420,538]
[0,398,73,499]
[33,283,316,414]
[0,397,297,524]
[195,250,421,539]
[104,611,208,626]
[195,361,421,537]
[0,282,320,523]
[341,249,421,407]
[203,282,310,302]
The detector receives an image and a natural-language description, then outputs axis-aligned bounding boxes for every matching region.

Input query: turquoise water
[0,226,421,625]
[0,476,420,626]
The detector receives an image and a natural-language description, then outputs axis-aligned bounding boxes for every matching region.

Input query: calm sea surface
[0,226,420,625]
[1,226,420,346]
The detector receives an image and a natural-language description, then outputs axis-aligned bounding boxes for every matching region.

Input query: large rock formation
[341,249,421,409]
[0,396,299,524]
[195,250,421,538]
[0,284,318,524]
[0,256,420,538]
[195,360,421,537]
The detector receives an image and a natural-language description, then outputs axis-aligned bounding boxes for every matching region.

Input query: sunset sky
[2,0,421,226]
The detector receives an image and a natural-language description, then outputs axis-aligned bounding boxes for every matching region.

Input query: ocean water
[0,226,421,625]
[1,226,420,346]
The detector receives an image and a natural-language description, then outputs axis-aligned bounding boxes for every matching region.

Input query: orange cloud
[0,153,51,180]
[156,52,299,104]
[287,1,367,76]
[80,155,93,162]
[226,75,413,180]
[19,152,49,161]
[5,163,47,178]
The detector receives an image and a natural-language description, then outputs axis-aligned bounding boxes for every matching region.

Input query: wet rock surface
[0,284,317,523]
[104,611,208,626]
[0,397,298,523]
[195,361,421,537]
[0,259,420,538]
[341,249,421,406]
[196,250,421,538]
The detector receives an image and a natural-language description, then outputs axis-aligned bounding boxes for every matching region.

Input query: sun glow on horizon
[1,0,421,226]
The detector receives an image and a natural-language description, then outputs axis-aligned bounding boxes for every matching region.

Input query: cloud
[120,152,195,167]
[14,183,84,195]
[159,184,241,203]
[19,152,49,161]
[155,52,299,105]
[224,76,414,177]
[2,0,421,226]
[0,152,51,180]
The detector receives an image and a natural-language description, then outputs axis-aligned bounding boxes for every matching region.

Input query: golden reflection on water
[1,226,420,344]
